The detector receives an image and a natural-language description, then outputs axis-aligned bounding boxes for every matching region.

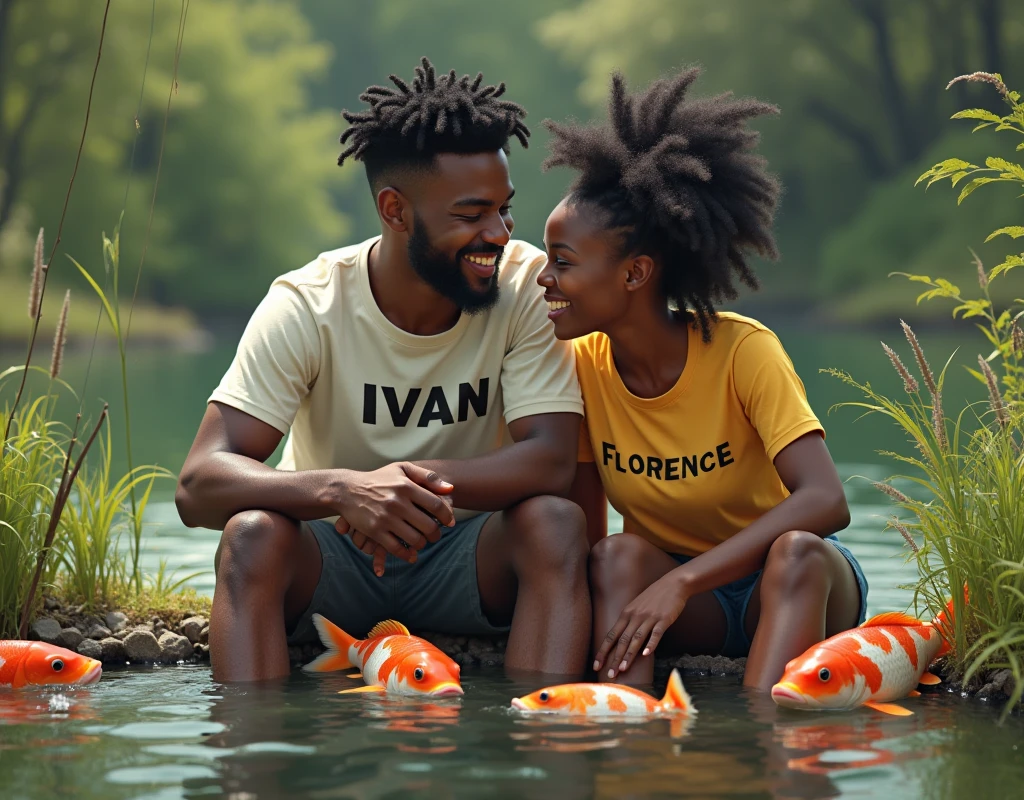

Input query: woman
[537,68,869,691]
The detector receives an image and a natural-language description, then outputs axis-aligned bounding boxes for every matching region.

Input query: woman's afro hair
[543,66,782,340]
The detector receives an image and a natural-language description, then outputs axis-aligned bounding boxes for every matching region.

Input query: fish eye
[414,668,424,681]
[539,691,549,702]
[52,659,64,672]
[818,668,830,682]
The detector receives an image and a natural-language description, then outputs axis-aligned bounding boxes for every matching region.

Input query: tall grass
[829,71,1024,719]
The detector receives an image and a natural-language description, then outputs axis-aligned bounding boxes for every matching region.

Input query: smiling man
[175,58,591,682]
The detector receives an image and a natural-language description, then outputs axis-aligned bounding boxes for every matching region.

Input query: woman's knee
[588,533,652,595]
[216,510,300,586]
[762,530,831,594]
[506,495,588,573]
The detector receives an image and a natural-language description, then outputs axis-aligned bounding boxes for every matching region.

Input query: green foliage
[0,396,69,637]
[831,76,1024,718]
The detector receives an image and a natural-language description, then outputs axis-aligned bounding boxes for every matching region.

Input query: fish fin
[859,612,921,628]
[918,672,941,686]
[338,685,385,695]
[660,669,695,714]
[907,690,921,698]
[931,585,967,656]
[302,614,355,672]
[366,619,410,639]
[864,701,914,717]
[669,716,690,740]
[346,672,363,679]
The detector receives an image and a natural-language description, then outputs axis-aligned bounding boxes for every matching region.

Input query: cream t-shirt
[209,236,583,519]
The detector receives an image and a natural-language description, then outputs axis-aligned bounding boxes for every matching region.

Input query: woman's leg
[742,531,862,690]
[589,533,730,685]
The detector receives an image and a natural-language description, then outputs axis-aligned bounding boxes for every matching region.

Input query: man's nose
[482,215,511,246]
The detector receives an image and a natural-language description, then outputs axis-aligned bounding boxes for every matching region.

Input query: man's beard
[407,222,501,315]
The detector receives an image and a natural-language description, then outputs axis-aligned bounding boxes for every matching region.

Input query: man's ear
[377,186,410,233]
[624,255,656,292]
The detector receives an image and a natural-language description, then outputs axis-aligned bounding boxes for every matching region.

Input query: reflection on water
[1,668,1022,799]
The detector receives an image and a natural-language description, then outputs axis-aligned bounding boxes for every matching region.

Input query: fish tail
[302,614,356,673]
[660,669,695,714]
[932,583,969,657]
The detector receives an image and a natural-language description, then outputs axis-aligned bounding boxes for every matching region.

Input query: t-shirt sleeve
[732,329,824,461]
[500,258,584,424]
[208,282,321,434]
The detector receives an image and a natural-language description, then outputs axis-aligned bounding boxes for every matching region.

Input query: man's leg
[210,510,322,682]
[475,496,591,676]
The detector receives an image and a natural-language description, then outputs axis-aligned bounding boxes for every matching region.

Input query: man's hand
[329,462,455,577]
[594,571,690,680]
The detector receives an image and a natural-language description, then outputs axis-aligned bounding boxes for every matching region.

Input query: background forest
[1,0,1022,343]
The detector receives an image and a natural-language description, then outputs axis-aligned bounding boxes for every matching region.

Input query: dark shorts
[287,512,508,644]
[671,533,869,658]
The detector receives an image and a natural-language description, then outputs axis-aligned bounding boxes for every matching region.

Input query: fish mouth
[78,662,103,686]
[510,697,528,711]
[429,683,464,697]
[770,682,807,707]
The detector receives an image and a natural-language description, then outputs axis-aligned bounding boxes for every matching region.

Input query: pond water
[3,326,1023,798]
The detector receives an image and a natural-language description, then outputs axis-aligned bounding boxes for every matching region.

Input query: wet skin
[176,152,591,682]
[537,199,861,691]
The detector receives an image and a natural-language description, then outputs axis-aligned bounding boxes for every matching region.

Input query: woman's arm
[568,460,608,548]
[594,431,849,674]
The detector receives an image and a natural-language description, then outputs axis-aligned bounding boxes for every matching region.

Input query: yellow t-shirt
[210,236,583,520]
[575,313,823,555]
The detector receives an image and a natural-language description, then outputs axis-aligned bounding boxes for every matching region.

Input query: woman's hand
[594,571,690,679]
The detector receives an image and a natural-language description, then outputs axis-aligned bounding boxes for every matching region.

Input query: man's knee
[762,530,831,594]
[589,533,649,595]
[216,510,299,586]
[505,495,588,573]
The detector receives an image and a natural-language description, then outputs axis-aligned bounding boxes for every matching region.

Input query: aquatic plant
[828,74,1024,719]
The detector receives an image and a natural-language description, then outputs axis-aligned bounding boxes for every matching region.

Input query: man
[175,58,591,682]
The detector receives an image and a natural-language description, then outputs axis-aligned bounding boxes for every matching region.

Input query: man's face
[404,151,515,314]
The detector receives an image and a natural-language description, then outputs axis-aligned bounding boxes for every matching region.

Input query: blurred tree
[538,0,1023,307]
[0,0,348,315]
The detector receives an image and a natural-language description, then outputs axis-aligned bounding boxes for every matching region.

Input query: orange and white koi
[771,605,954,716]
[0,641,102,689]
[303,614,463,697]
[511,668,696,721]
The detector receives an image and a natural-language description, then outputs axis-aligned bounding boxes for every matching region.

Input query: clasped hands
[328,462,456,577]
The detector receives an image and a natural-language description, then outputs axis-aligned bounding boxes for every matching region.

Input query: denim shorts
[287,512,508,644]
[672,534,869,658]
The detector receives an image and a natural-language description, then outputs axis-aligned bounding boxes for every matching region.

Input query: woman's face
[538,199,636,341]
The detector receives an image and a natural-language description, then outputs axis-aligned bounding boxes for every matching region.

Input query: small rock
[85,624,112,641]
[29,618,62,644]
[112,629,131,641]
[56,627,84,651]
[199,625,209,645]
[105,611,128,633]
[177,616,208,644]
[158,631,193,663]
[43,596,61,611]
[77,638,103,660]
[124,630,162,662]
[99,637,126,663]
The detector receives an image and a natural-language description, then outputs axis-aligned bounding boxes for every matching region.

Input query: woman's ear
[624,255,656,292]
[377,186,410,233]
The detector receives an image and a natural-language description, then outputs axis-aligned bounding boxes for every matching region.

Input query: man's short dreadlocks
[339,57,530,191]
[543,67,781,341]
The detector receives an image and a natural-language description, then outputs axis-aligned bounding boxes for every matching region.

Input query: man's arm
[413,411,580,511]
[175,402,455,558]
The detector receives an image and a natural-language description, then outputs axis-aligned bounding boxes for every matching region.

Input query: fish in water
[511,668,696,722]
[303,614,463,697]
[0,641,102,689]
[771,604,955,716]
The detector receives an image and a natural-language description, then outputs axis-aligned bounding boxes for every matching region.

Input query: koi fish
[0,641,102,689]
[771,605,954,716]
[511,668,696,723]
[303,614,463,697]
